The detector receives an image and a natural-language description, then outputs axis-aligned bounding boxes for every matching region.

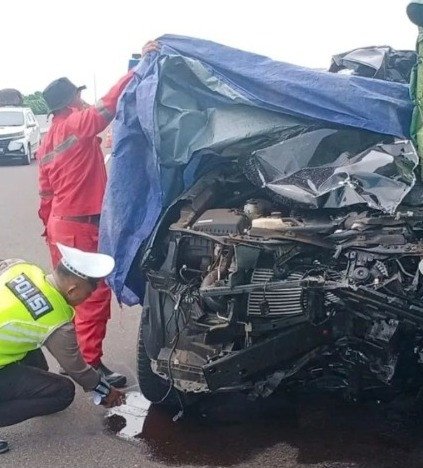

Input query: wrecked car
[138,131,423,404]
[100,35,423,407]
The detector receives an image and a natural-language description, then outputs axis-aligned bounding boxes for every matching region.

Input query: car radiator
[247,268,303,317]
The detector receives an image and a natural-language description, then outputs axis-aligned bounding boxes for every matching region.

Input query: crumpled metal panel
[247,130,418,213]
[329,46,416,83]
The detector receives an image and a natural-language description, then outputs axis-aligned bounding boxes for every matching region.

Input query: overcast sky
[0,0,417,103]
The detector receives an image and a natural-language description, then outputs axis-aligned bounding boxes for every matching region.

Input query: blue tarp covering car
[99,34,414,305]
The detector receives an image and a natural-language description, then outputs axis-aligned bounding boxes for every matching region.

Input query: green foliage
[23,92,49,115]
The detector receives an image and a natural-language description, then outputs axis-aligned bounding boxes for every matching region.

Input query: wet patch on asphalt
[105,391,423,467]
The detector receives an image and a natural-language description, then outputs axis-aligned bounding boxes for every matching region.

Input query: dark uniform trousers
[0,350,75,427]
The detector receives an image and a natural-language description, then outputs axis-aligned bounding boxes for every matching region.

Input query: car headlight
[8,139,26,152]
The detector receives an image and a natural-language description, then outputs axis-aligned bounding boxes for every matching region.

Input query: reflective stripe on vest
[0,263,74,368]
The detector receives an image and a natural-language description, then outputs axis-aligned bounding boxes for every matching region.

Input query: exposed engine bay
[140,134,423,403]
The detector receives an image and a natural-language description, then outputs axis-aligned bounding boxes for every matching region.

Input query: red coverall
[37,71,134,366]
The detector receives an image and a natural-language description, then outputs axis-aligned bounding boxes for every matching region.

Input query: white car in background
[0,107,41,165]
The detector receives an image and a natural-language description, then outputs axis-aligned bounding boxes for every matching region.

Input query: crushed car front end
[139,127,423,403]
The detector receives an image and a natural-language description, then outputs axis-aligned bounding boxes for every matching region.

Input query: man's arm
[38,165,53,234]
[62,40,160,140]
[45,323,125,407]
[63,71,135,140]
[45,323,100,390]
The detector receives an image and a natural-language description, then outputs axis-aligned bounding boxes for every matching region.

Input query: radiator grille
[247,268,303,317]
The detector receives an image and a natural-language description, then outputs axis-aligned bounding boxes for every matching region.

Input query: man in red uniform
[37,41,158,387]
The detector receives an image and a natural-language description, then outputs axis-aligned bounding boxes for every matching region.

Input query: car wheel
[21,146,31,165]
[137,323,180,407]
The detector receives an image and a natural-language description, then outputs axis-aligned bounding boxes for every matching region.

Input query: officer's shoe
[96,362,127,388]
[0,440,9,454]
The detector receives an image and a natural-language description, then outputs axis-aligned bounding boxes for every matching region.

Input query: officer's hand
[141,40,160,56]
[103,387,126,408]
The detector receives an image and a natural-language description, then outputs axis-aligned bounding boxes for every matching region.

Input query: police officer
[0,244,125,454]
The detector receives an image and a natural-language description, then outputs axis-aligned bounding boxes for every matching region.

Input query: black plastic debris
[329,46,417,83]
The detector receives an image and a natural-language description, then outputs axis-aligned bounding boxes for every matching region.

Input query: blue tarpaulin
[99,34,414,305]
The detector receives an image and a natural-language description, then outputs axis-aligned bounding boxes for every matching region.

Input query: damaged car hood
[99,34,414,305]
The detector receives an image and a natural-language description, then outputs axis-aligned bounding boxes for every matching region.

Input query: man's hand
[103,387,126,408]
[141,40,160,56]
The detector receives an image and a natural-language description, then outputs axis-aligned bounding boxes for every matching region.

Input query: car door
[26,111,39,150]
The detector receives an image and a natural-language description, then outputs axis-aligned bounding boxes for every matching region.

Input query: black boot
[96,362,127,388]
[0,440,9,454]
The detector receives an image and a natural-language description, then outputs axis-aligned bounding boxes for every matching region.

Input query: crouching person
[0,243,125,454]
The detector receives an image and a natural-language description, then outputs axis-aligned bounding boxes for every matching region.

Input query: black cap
[42,77,86,112]
[407,1,423,27]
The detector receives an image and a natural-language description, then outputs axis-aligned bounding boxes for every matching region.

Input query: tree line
[23,92,49,115]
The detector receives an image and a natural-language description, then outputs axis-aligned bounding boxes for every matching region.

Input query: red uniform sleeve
[38,164,53,236]
[63,70,135,139]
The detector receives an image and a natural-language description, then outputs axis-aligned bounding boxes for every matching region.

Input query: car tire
[21,146,31,165]
[137,323,180,407]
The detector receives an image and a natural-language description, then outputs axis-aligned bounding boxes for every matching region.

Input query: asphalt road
[0,161,146,468]
[2,162,423,468]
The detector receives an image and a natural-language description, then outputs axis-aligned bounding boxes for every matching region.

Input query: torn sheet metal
[247,131,418,213]
[329,46,417,83]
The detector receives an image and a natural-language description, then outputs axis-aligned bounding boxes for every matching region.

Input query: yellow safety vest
[0,263,74,368]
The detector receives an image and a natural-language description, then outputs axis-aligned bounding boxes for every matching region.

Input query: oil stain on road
[105,391,423,467]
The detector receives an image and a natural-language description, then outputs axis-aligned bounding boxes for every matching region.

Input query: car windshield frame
[0,111,25,127]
